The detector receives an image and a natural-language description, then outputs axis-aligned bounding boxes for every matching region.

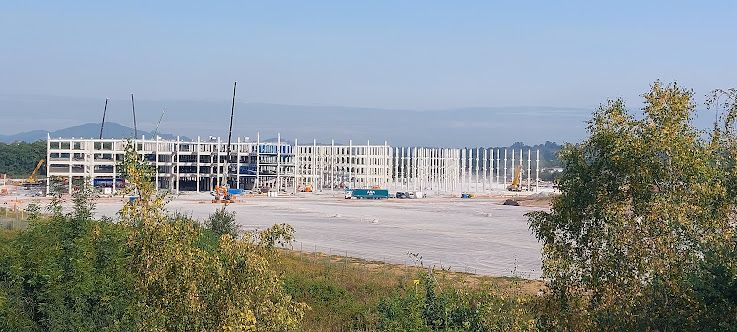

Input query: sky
[1,1,736,143]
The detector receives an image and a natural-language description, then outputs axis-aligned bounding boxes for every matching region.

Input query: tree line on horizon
[0,141,46,178]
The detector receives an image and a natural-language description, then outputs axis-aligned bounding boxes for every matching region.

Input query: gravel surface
[5,192,544,278]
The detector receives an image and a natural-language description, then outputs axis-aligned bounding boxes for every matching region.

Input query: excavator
[212,185,235,204]
[506,165,523,192]
[27,159,45,184]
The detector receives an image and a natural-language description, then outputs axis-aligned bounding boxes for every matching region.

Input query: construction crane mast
[131,93,138,139]
[99,98,109,139]
[152,108,166,138]
[224,81,237,187]
[213,81,237,204]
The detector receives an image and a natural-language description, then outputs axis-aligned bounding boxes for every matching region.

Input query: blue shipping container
[228,188,243,195]
[347,189,389,199]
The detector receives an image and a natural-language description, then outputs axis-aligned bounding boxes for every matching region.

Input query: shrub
[0,141,306,331]
[205,206,238,237]
[377,271,535,331]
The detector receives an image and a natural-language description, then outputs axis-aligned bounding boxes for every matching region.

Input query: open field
[276,249,543,331]
[1,192,546,278]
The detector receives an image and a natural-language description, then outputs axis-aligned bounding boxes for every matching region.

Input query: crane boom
[99,98,109,139]
[152,108,166,138]
[222,81,237,187]
[27,159,45,184]
[131,93,138,139]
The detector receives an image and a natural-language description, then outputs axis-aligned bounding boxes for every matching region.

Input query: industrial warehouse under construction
[45,134,542,196]
[42,83,543,197]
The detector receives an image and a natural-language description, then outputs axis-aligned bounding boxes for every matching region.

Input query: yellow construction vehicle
[507,166,523,192]
[27,159,45,184]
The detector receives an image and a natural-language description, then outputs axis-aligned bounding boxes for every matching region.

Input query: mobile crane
[507,165,523,192]
[27,159,45,184]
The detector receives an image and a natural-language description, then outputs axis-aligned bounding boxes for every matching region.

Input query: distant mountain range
[0,122,182,143]
[0,94,605,146]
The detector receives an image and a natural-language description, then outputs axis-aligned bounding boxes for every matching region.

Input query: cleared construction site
[2,85,552,278]
[44,134,544,196]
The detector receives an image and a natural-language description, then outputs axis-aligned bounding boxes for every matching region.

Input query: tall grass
[275,250,541,331]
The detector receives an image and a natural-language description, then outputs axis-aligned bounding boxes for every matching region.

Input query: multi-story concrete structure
[294,139,392,191]
[46,134,295,194]
[46,134,541,195]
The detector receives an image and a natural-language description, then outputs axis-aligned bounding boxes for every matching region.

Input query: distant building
[46,134,542,195]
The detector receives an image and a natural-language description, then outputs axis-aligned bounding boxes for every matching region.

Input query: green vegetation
[0,141,305,331]
[276,251,540,331]
[528,82,737,330]
[206,206,239,237]
[0,141,46,178]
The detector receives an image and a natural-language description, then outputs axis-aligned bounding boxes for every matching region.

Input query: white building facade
[46,135,540,195]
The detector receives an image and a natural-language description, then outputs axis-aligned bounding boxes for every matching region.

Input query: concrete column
[482,148,487,193]
[511,149,515,186]
[155,137,160,191]
[255,132,260,191]
[496,149,500,187]
[401,147,405,190]
[365,140,370,188]
[292,138,302,195]
[277,133,282,192]
[527,148,531,191]
[460,148,465,193]
[195,137,200,192]
[348,140,353,189]
[504,149,508,188]
[475,147,480,193]
[315,142,325,192]
[468,148,472,193]
[385,141,390,189]
[175,136,180,194]
[519,149,523,171]
[46,134,51,195]
[536,149,540,192]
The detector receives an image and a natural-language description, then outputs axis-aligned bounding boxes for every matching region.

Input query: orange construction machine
[212,185,235,204]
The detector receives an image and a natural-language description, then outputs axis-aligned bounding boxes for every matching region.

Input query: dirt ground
[1,191,550,279]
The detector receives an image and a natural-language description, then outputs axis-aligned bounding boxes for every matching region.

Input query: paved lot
[166,194,543,278]
[7,193,544,278]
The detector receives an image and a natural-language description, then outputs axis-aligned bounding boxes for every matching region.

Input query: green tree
[1,140,306,331]
[0,181,135,331]
[118,140,306,331]
[528,82,737,330]
[206,206,239,238]
[0,141,46,178]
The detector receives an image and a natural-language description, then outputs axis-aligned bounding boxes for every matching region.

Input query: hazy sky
[1,1,736,116]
